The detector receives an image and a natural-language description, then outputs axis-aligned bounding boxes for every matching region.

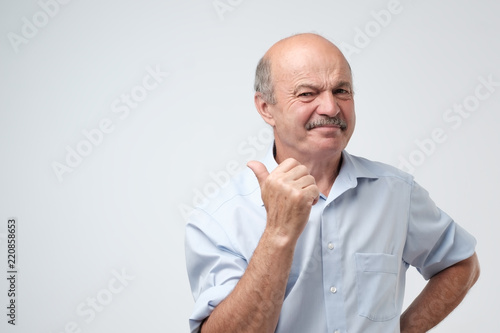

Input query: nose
[316,91,340,117]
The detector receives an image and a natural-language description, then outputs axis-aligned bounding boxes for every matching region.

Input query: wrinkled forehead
[272,47,352,90]
[266,38,352,89]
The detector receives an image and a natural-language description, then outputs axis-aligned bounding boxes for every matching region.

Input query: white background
[1,0,498,332]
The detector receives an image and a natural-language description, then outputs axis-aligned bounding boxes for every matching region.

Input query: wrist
[262,225,300,250]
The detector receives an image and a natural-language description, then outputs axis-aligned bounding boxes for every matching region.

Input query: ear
[254,93,276,127]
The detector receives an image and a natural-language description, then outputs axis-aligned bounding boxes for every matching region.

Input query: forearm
[400,252,480,333]
[201,231,296,333]
[201,158,317,332]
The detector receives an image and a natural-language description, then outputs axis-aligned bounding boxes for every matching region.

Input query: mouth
[306,117,347,131]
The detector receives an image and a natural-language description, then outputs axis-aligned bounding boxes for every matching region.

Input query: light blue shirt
[185,146,476,333]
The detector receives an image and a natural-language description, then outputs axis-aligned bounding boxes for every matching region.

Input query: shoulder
[186,166,266,258]
[344,151,414,185]
[194,166,261,217]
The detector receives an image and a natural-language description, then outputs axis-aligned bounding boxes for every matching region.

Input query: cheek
[350,110,356,127]
[278,104,312,130]
[341,102,355,120]
[346,108,356,136]
[294,104,317,126]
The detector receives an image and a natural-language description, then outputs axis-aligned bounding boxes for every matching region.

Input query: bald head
[254,33,351,104]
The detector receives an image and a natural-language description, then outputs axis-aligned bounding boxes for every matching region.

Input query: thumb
[247,160,269,186]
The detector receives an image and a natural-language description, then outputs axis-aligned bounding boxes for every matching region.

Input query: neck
[274,145,343,196]
[306,154,342,196]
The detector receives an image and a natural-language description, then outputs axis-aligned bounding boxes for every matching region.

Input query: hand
[247,158,319,243]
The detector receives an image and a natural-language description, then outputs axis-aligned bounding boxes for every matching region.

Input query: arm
[200,159,319,333]
[400,252,480,333]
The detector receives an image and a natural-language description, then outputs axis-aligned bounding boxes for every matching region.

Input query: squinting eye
[299,92,313,97]
[335,89,349,94]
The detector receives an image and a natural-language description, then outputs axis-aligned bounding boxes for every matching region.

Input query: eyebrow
[293,81,353,94]
[335,81,353,91]
[293,84,320,95]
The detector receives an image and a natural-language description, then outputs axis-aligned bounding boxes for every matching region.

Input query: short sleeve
[185,208,248,333]
[403,181,477,280]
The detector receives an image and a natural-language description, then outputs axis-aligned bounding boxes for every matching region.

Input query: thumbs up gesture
[247,158,320,244]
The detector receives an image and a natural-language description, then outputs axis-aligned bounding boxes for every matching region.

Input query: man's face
[261,40,356,162]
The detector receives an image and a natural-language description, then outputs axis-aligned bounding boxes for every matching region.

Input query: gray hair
[254,56,276,104]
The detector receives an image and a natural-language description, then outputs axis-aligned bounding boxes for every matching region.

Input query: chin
[309,143,344,157]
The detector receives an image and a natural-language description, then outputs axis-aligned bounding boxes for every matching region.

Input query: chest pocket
[355,253,399,321]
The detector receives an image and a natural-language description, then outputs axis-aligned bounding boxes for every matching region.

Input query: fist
[247,158,319,242]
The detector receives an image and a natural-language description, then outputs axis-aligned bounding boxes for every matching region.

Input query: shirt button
[328,242,334,250]
[330,286,337,294]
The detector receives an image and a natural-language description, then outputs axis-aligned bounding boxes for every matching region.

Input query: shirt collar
[326,150,379,204]
[253,143,380,206]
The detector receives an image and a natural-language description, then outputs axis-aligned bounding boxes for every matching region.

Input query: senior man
[185,33,479,333]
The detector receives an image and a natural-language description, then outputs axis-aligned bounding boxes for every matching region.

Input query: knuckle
[284,157,300,167]
[305,175,316,184]
[290,188,309,203]
[296,164,308,174]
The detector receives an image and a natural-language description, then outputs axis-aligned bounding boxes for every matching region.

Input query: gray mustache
[306,117,347,130]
